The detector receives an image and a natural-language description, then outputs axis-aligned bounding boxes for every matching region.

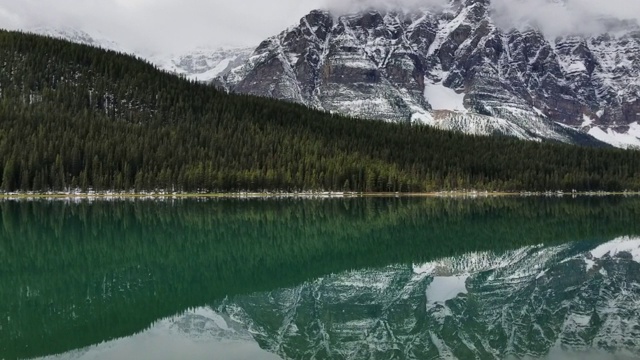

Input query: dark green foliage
[0,30,639,192]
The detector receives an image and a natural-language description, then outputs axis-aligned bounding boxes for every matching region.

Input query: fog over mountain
[329,0,640,36]
[0,0,322,52]
[490,0,640,37]
[0,0,637,54]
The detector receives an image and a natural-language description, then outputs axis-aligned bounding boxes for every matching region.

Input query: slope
[218,2,640,148]
[26,26,253,82]
[0,30,639,193]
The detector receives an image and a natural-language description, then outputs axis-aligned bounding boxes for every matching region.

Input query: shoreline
[0,190,638,200]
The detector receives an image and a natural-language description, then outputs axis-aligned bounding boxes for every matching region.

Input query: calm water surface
[2,197,640,360]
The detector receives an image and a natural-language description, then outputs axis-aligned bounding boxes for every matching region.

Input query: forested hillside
[0,30,639,192]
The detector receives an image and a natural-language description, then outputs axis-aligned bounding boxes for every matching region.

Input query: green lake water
[2,197,640,359]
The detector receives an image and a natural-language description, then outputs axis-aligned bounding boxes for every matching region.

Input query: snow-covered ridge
[587,123,640,149]
[25,26,254,83]
[216,3,640,148]
[18,5,640,148]
[26,26,125,53]
[146,47,253,82]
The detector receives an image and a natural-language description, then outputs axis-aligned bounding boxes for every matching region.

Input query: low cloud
[0,0,637,55]
[0,0,323,53]
[491,0,640,37]
[321,0,639,37]
[323,0,448,14]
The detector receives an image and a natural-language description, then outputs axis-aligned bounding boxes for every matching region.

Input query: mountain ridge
[1,29,639,193]
[18,3,640,148]
[216,2,640,148]
[24,26,253,82]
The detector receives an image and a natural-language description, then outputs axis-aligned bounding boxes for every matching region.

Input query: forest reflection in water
[2,196,640,359]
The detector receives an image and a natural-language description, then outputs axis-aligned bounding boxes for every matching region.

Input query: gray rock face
[220,1,640,148]
[218,238,640,360]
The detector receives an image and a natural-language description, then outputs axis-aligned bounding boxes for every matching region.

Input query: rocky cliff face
[219,0,640,148]
[217,237,640,359]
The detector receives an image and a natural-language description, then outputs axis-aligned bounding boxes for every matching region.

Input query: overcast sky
[0,0,638,54]
[0,0,328,53]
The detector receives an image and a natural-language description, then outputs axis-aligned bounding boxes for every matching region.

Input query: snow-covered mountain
[147,47,253,82]
[24,0,640,149]
[217,1,640,148]
[26,26,252,83]
[215,237,640,359]
[28,26,125,53]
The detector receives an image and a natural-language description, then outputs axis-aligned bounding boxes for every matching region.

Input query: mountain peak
[20,3,640,149]
[217,4,640,148]
[25,26,124,52]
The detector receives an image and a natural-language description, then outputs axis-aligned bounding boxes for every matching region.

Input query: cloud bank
[323,0,640,36]
[490,0,640,37]
[324,0,448,14]
[0,0,637,55]
[0,0,323,53]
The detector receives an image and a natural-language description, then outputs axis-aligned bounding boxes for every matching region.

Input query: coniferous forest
[1,30,639,193]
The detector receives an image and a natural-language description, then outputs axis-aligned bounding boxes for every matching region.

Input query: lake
[2,197,640,360]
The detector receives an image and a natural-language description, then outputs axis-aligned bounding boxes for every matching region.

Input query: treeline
[0,30,639,192]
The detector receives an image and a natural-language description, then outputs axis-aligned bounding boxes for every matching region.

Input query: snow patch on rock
[590,237,640,263]
[426,276,469,304]
[424,82,466,112]
[588,127,640,149]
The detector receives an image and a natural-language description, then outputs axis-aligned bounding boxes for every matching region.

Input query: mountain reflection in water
[2,197,640,360]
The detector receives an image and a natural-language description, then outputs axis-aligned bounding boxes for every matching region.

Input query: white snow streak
[424,82,466,112]
[587,127,640,149]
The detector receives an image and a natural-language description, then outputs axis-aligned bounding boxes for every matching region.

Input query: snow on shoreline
[0,190,639,202]
[0,191,349,202]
